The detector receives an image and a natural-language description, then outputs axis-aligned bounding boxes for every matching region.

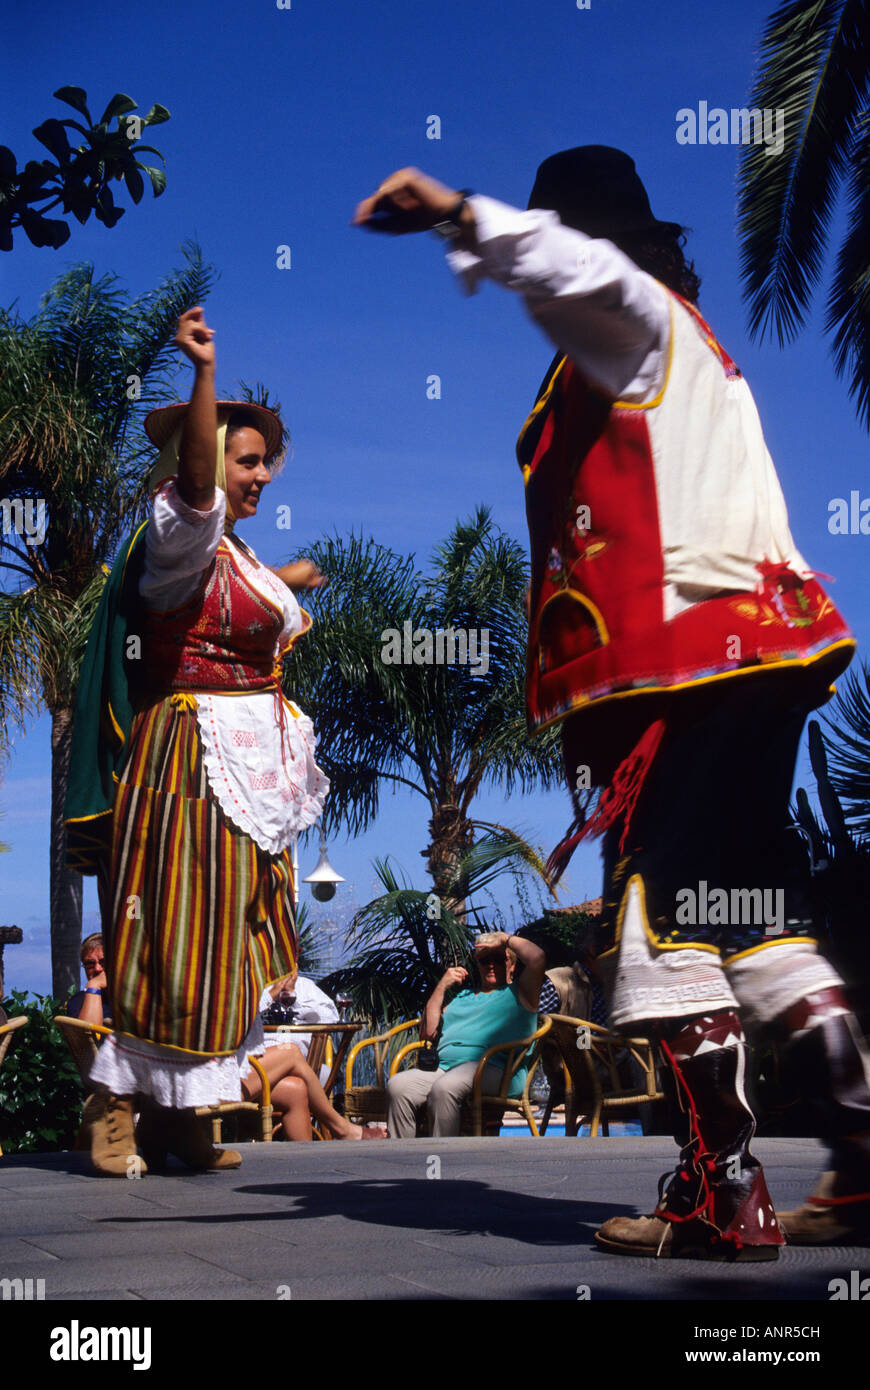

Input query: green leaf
[99,92,138,124]
[32,119,72,164]
[142,104,171,126]
[124,166,144,203]
[53,86,92,121]
[18,208,70,249]
[142,165,167,196]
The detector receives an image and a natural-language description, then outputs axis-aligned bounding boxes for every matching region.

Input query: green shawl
[64,522,148,875]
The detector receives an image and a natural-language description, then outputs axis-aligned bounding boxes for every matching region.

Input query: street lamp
[302,832,346,903]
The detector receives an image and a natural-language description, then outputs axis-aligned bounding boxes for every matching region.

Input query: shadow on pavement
[98,1176,633,1245]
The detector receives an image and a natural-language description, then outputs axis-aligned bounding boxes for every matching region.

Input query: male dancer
[355,149,870,1256]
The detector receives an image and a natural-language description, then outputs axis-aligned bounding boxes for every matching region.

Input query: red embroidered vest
[140,537,285,693]
[519,301,853,738]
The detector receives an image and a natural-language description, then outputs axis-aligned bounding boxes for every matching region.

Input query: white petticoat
[88,1017,266,1108]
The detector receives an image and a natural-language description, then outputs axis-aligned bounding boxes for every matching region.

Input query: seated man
[387,930,546,1137]
[66,933,110,1025]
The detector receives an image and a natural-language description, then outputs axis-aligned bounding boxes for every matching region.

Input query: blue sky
[2,0,868,996]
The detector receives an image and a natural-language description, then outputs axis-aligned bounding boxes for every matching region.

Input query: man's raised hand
[353,168,464,234]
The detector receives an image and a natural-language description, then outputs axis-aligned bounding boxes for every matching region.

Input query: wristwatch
[84,987,102,995]
[431,190,473,240]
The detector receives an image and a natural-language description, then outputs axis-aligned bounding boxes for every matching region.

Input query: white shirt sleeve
[293,977,340,1025]
[140,478,226,611]
[446,194,671,403]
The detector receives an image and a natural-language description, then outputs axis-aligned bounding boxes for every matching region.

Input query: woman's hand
[438,966,468,992]
[175,306,216,370]
[274,559,325,591]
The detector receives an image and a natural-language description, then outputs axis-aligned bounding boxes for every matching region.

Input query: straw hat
[144,400,285,462]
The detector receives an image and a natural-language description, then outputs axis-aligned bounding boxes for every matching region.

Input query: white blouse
[140,479,328,853]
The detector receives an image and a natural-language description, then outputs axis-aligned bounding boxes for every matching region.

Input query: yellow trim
[722,936,818,967]
[598,873,722,959]
[107,701,124,742]
[516,356,569,461]
[65,808,113,826]
[611,297,675,411]
[535,587,611,647]
[121,521,149,587]
[532,637,857,735]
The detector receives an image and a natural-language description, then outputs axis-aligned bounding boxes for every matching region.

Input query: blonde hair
[80,933,103,964]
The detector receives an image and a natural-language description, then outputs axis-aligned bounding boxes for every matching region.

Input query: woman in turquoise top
[386,931,546,1137]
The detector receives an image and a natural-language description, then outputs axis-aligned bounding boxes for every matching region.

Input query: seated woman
[239,1037,385,1141]
[387,930,546,1137]
[260,969,338,1083]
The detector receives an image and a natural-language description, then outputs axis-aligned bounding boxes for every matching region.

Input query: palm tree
[281,507,564,914]
[323,828,556,1025]
[818,661,870,839]
[737,0,870,428]
[792,690,870,1022]
[0,247,215,994]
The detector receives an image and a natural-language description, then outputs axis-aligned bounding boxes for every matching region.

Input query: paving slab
[0,1136,866,1308]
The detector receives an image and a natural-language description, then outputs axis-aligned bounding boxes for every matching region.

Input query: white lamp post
[302,832,346,903]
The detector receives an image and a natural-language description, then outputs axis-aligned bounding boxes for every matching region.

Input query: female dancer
[66,307,328,1173]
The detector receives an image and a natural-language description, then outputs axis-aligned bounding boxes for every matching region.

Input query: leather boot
[596,1010,782,1259]
[137,1102,241,1172]
[85,1091,147,1177]
[774,990,870,1245]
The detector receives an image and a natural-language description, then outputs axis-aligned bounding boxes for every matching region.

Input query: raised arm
[506,933,547,1014]
[420,966,467,1042]
[354,168,669,402]
[174,306,218,511]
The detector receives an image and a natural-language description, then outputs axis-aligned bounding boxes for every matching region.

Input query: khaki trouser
[387,1062,507,1137]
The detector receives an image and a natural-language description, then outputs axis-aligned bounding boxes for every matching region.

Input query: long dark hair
[617,225,702,304]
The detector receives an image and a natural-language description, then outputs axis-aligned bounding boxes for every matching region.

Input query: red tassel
[546,719,665,881]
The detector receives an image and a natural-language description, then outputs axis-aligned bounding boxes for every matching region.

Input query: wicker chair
[0,1016,28,1157]
[344,1019,423,1128]
[54,1014,274,1145]
[345,1016,552,1137]
[539,1013,664,1136]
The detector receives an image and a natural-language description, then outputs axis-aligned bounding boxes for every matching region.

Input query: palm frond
[827,111,870,429]
[820,661,870,840]
[738,0,868,344]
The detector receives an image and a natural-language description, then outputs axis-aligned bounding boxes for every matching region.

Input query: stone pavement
[0,1136,866,1301]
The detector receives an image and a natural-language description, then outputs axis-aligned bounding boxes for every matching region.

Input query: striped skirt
[103,695,297,1056]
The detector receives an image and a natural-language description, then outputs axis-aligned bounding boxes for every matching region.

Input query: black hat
[528,145,682,241]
